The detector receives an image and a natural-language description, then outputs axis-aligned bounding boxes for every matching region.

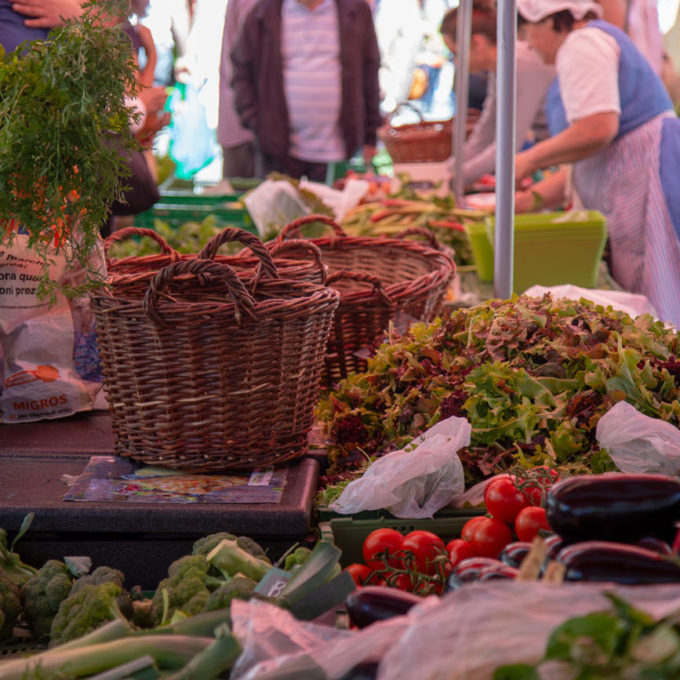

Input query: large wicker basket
[105,226,325,297]
[92,253,340,472]
[271,215,456,385]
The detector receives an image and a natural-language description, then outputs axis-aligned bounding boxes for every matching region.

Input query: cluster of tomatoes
[344,468,559,594]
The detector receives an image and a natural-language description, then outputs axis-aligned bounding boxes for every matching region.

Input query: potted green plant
[0,0,139,300]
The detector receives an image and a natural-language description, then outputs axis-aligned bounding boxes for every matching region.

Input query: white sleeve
[556,27,621,123]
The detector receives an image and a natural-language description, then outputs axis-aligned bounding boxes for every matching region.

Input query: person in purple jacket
[513,0,680,329]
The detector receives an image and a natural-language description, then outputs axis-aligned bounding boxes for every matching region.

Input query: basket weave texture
[271,215,455,385]
[105,226,325,298]
[92,254,340,472]
[379,115,453,163]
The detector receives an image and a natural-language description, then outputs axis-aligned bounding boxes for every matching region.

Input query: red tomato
[401,530,446,575]
[446,538,476,566]
[460,516,488,543]
[484,477,530,524]
[345,563,382,586]
[522,467,560,506]
[362,528,404,570]
[470,517,514,558]
[515,506,551,542]
[384,572,414,591]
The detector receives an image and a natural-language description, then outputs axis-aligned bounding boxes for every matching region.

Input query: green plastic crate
[466,210,607,293]
[321,507,486,567]
[135,194,255,234]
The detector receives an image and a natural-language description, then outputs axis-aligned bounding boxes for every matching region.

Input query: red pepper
[428,220,465,232]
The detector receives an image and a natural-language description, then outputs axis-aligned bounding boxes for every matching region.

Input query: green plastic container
[320,507,486,567]
[466,210,607,293]
[135,194,255,234]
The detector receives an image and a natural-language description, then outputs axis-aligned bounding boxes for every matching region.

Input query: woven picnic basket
[379,103,453,164]
[105,226,325,297]
[271,214,456,384]
[91,250,340,472]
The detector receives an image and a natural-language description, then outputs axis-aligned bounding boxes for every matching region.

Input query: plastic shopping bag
[596,401,680,475]
[0,234,103,422]
[167,82,216,179]
[328,415,470,518]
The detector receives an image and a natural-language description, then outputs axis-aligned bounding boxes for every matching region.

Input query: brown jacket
[231,0,382,159]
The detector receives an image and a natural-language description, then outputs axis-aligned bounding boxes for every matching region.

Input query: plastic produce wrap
[328,416,469,518]
[230,598,417,680]
[596,401,680,475]
[377,581,680,680]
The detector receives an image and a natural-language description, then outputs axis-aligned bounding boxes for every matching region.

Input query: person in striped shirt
[231,0,382,182]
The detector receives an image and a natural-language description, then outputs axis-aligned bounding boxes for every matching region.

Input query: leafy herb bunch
[318,294,680,484]
[0,0,138,300]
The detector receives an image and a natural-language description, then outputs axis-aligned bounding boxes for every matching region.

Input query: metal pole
[453,0,472,206]
[493,0,517,299]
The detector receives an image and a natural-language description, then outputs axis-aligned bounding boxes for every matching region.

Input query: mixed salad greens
[317,294,680,485]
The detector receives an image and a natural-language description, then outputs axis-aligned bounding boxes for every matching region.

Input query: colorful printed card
[63,456,286,504]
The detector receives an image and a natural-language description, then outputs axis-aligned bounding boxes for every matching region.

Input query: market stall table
[0,411,320,589]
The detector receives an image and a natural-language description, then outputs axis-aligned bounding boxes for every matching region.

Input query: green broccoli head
[69,566,132,620]
[0,569,21,641]
[20,559,73,641]
[0,527,38,587]
[150,555,213,627]
[49,580,126,647]
[192,533,269,561]
[192,533,237,557]
[204,576,257,612]
[235,536,269,562]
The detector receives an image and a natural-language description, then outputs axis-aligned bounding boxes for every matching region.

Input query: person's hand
[514,189,535,214]
[363,144,377,165]
[137,109,170,148]
[12,0,84,27]
[139,85,168,118]
[515,149,536,187]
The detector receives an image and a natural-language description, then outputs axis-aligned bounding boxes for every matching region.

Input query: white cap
[517,0,603,23]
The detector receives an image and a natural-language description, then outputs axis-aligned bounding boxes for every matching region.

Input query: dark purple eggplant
[446,557,506,591]
[545,473,680,544]
[345,585,421,629]
[477,563,519,582]
[636,537,673,555]
[499,541,533,568]
[558,540,680,584]
[544,534,564,560]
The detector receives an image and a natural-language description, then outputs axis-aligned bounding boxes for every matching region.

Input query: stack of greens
[317,294,680,485]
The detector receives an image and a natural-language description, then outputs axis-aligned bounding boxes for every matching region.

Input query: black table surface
[0,410,320,588]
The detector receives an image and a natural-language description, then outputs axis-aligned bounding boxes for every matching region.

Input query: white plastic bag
[378,581,680,680]
[0,234,103,422]
[243,180,311,237]
[522,284,659,320]
[299,179,369,221]
[596,401,680,474]
[328,416,470,518]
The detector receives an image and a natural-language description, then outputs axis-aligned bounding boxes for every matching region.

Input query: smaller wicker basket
[92,251,340,472]
[379,103,453,164]
[271,214,456,385]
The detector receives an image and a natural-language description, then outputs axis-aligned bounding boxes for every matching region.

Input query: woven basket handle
[197,227,279,280]
[326,269,394,307]
[143,258,257,327]
[104,226,180,262]
[396,227,443,251]
[267,239,327,284]
[277,214,347,242]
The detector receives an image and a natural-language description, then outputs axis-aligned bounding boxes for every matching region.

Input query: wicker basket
[105,226,325,298]
[379,104,453,164]
[271,215,456,384]
[92,254,340,472]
